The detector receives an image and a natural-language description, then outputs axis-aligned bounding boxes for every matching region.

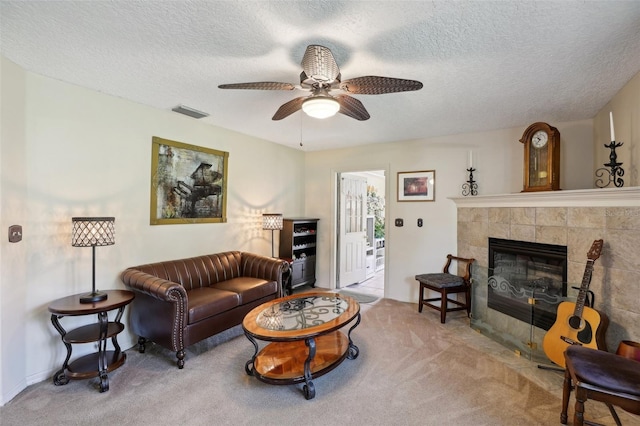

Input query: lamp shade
[72,217,115,247]
[262,213,283,231]
[302,96,340,119]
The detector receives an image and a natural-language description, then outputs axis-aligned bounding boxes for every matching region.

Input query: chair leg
[440,290,447,323]
[574,388,586,426]
[561,368,571,424]
[606,403,622,426]
[418,284,424,312]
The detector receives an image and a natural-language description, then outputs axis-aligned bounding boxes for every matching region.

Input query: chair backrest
[442,254,475,284]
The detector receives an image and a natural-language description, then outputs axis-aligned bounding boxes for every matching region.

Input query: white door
[338,174,367,287]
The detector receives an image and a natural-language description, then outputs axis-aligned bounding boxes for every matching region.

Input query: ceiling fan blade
[218,82,295,90]
[272,97,305,120]
[335,95,370,121]
[340,76,423,94]
[301,45,340,83]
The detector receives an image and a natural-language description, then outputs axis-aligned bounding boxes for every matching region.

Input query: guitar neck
[573,260,595,317]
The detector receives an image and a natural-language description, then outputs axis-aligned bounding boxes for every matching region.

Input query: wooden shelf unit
[279,218,319,292]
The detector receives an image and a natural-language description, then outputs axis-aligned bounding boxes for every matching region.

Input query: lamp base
[79,291,108,304]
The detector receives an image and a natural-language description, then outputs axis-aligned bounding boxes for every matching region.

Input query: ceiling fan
[218,45,423,121]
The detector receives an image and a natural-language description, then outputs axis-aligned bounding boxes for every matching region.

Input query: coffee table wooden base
[254,331,349,382]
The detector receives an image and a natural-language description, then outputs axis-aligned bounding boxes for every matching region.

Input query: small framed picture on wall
[397,170,435,202]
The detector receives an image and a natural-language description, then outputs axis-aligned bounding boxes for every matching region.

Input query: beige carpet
[0,298,629,425]
[338,289,379,304]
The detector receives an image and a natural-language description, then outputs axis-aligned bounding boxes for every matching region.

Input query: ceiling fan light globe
[302,97,340,119]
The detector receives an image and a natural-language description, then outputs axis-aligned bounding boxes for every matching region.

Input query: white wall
[1,54,28,408]
[594,71,640,186]
[0,56,306,404]
[305,120,594,304]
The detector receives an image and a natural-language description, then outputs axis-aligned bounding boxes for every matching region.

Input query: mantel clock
[520,122,560,192]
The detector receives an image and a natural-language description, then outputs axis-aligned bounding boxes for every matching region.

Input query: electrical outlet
[395,218,403,227]
[417,218,423,227]
[8,225,22,243]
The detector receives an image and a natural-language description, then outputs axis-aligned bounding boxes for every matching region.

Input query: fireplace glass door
[469,238,572,363]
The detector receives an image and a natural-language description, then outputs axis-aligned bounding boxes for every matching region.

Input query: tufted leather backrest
[132,251,243,291]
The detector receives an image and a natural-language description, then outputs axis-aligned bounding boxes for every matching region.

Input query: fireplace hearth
[488,238,567,330]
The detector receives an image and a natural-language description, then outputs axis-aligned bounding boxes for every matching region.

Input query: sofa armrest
[241,252,289,297]
[120,268,188,303]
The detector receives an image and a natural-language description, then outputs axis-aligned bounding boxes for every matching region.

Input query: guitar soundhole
[568,315,582,329]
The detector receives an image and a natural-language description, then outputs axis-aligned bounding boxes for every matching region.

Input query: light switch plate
[9,225,22,243]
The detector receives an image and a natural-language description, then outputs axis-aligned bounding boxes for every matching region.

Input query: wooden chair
[415,254,475,323]
[562,345,640,426]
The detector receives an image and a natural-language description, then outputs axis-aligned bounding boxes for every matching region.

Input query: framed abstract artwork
[397,170,435,202]
[150,136,229,224]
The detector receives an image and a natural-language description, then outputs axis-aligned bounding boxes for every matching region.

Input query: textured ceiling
[2,1,640,151]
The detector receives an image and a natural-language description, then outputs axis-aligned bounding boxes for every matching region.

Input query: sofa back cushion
[133,251,244,291]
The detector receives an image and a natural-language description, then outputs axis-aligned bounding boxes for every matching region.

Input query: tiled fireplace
[452,187,640,361]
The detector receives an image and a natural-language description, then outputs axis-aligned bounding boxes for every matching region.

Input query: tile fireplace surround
[452,187,640,361]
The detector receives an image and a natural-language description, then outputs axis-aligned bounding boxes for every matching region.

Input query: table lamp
[72,217,115,303]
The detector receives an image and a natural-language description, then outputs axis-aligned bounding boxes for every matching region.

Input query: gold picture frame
[150,136,229,224]
[397,170,435,202]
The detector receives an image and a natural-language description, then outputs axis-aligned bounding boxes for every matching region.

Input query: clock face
[532,130,548,148]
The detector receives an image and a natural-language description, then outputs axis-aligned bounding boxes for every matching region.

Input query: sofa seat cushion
[187,287,239,324]
[214,277,277,305]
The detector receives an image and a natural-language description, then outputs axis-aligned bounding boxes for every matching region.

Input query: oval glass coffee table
[242,292,361,400]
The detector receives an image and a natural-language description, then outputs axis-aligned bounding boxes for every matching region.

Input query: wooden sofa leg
[176,350,185,369]
[138,337,146,353]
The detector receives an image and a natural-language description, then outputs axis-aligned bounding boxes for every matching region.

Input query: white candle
[468,150,473,168]
[610,111,616,141]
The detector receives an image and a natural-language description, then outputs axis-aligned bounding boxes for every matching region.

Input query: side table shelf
[48,289,134,392]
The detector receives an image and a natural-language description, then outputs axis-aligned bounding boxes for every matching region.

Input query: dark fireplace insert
[487,238,567,330]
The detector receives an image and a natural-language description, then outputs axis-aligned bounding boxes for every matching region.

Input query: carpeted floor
[338,289,380,304]
[1,298,634,425]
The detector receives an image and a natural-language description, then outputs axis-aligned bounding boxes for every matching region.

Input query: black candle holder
[595,141,624,188]
[462,167,478,196]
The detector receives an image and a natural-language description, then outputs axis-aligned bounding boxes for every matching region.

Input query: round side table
[48,289,134,392]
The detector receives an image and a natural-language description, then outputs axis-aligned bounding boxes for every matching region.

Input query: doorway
[337,170,385,299]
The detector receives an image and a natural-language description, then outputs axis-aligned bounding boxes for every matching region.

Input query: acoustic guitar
[542,239,609,368]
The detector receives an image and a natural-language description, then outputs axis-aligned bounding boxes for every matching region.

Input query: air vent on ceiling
[171,105,209,119]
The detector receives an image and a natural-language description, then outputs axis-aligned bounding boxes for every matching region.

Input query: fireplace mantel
[450,187,640,208]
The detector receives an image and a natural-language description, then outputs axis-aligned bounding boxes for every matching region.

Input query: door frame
[330,165,389,294]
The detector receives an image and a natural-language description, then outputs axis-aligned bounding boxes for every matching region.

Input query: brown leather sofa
[121,251,288,368]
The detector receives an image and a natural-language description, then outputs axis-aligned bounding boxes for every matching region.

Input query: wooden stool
[562,345,640,426]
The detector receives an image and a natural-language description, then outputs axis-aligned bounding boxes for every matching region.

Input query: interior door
[338,174,367,287]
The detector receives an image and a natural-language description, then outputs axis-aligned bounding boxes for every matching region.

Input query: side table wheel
[303,382,315,400]
[53,370,69,386]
